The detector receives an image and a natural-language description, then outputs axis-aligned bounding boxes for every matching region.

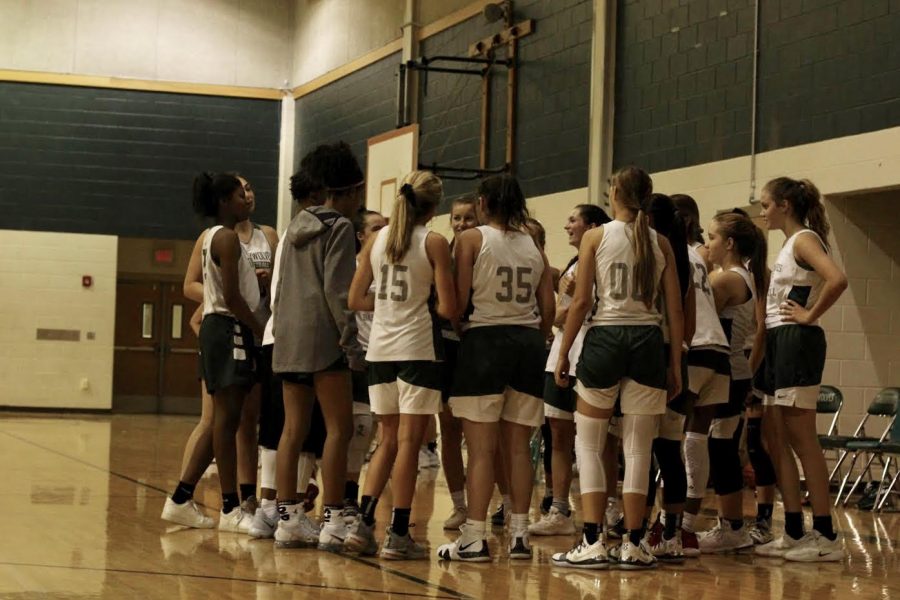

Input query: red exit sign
[154,248,174,264]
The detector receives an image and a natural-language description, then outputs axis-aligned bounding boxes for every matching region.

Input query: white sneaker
[783,530,844,562]
[436,525,491,562]
[248,507,277,539]
[161,498,214,529]
[754,533,802,558]
[508,531,532,560]
[274,504,320,548]
[698,519,753,553]
[551,535,609,570]
[748,519,774,545]
[528,506,576,536]
[649,532,685,562]
[443,506,467,530]
[612,539,657,570]
[418,447,440,470]
[344,515,378,556]
[318,507,347,552]
[218,508,251,533]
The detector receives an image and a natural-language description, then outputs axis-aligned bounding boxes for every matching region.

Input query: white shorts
[368,361,442,416]
[762,386,819,410]
[658,407,686,441]
[450,387,544,427]
[575,378,666,416]
[544,402,574,421]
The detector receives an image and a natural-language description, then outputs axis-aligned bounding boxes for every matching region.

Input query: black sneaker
[508,533,532,560]
[491,504,507,528]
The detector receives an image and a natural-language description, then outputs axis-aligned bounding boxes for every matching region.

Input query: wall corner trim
[0,69,284,100]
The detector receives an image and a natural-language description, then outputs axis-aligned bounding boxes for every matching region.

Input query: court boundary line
[0,560,455,598]
[0,428,474,600]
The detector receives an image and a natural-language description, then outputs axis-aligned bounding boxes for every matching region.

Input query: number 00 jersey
[590,220,664,327]
[366,225,439,362]
[468,225,544,329]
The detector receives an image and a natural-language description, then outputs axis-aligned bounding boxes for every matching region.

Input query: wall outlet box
[80,378,90,391]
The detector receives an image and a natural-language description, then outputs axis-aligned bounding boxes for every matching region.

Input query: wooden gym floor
[0,413,897,599]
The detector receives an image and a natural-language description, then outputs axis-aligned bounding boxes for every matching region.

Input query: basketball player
[696,212,767,552]
[192,172,263,531]
[271,142,364,551]
[530,204,610,538]
[440,197,479,531]
[755,177,847,562]
[345,171,455,559]
[552,166,683,570]
[438,174,555,562]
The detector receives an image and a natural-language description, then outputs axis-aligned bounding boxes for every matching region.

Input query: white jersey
[468,226,544,329]
[261,233,286,346]
[355,257,375,352]
[720,265,755,380]
[766,229,827,329]
[590,220,664,327]
[201,225,260,319]
[688,243,728,351]
[240,225,273,329]
[366,226,438,361]
[546,261,589,375]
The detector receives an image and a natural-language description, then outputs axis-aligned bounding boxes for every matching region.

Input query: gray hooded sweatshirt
[271,205,363,374]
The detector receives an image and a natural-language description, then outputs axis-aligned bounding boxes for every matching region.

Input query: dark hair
[713,212,768,296]
[192,172,242,218]
[575,204,611,227]
[645,193,690,299]
[524,217,546,250]
[612,166,656,308]
[671,194,704,245]
[353,209,383,253]
[477,174,528,230]
[764,177,830,247]
[304,141,364,196]
[452,196,477,210]
[290,168,320,202]
[729,207,749,217]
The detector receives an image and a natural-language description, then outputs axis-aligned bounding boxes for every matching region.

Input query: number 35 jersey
[591,219,665,327]
[367,225,439,362]
[469,225,544,330]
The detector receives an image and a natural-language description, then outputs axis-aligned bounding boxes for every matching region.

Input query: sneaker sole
[317,542,346,553]
[344,535,377,555]
[701,543,754,554]
[618,561,657,570]
[163,515,214,529]
[654,554,685,563]
[784,551,843,562]
[248,528,275,539]
[509,552,533,560]
[551,558,609,570]
[438,552,492,563]
[274,539,317,549]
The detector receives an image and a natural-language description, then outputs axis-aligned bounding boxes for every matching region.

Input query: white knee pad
[260,447,277,490]
[347,412,374,474]
[709,415,740,440]
[684,432,709,500]
[621,414,658,495]
[574,412,610,494]
[297,451,315,494]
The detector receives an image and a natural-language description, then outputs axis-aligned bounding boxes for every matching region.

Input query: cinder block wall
[0,230,117,409]
[821,189,900,434]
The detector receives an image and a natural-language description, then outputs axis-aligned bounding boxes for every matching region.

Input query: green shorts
[761,325,826,410]
[199,314,255,395]
[575,325,667,415]
[543,372,576,419]
[368,360,443,415]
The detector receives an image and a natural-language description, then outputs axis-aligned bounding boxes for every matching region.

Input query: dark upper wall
[757,0,900,151]
[293,0,593,213]
[613,0,900,173]
[613,0,755,173]
[0,82,280,239]
[293,52,400,181]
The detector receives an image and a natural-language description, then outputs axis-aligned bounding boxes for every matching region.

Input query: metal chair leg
[829,449,850,484]
[836,451,861,507]
[871,456,891,511]
[876,468,899,511]
[843,452,878,507]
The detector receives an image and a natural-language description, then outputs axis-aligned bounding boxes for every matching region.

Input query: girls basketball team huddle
[162,140,848,568]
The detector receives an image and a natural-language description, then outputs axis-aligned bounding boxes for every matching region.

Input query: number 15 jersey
[469,225,544,330]
[367,225,439,362]
[591,219,665,327]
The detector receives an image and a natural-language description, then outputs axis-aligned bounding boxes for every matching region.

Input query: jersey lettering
[495,266,533,303]
[377,264,410,302]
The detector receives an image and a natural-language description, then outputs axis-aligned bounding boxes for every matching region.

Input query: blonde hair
[385,170,443,263]
[613,166,656,308]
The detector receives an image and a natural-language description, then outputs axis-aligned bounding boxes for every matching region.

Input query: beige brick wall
[0,230,117,409]
[823,190,900,435]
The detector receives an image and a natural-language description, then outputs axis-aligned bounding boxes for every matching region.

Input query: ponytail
[646,193,690,299]
[764,177,830,248]
[385,171,443,263]
[633,209,657,308]
[671,194,704,245]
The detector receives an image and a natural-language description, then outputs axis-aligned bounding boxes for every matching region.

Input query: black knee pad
[653,438,687,504]
[746,417,776,486]
[258,373,285,450]
[709,437,744,496]
[541,421,553,473]
[646,460,659,507]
